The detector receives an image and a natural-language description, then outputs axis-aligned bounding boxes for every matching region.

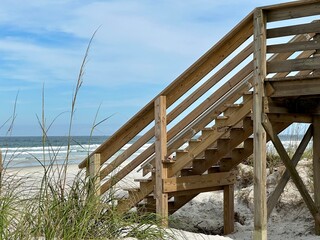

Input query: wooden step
[188,139,201,150]
[224,104,243,117]
[217,138,231,150]
[175,149,188,159]
[180,167,194,176]
[242,91,253,103]
[207,165,221,173]
[215,116,229,129]
[201,127,215,139]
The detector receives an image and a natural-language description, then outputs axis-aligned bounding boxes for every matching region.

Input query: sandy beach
[3,159,319,240]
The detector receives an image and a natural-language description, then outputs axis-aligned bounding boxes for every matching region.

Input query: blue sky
[0,0,293,136]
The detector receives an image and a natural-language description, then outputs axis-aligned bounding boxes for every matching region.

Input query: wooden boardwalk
[79,1,320,239]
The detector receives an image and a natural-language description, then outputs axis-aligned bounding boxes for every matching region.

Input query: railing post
[87,153,101,197]
[154,95,168,227]
[253,8,267,240]
[313,116,320,235]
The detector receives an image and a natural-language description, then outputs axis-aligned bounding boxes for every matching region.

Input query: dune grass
[0,31,171,240]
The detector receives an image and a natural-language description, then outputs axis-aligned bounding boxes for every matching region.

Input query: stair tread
[134,178,152,183]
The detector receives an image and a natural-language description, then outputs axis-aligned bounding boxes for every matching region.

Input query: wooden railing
[79,0,320,197]
[79,11,254,192]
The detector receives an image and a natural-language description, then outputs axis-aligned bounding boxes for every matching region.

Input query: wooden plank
[315,34,320,76]
[313,116,320,235]
[267,125,312,218]
[264,2,320,22]
[267,78,320,97]
[267,22,320,39]
[154,96,168,226]
[100,143,155,194]
[101,41,254,180]
[78,11,254,169]
[268,113,313,123]
[99,44,254,180]
[267,57,320,73]
[163,171,236,193]
[267,40,320,53]
[253,8,267,240]
[167,98,253,177]
[262,116,320,225]
[99,128,154,179]
[142,66,253,174]
[224,184,234,234]
[88,153,101,196]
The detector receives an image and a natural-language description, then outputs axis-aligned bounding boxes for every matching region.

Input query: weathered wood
[154,96,168,226]
[264,2,320,22]
[313,116,320,235]
[267,40,320,53]
[314,34,320,76]
[88,153,101,196]
[267,57,320,73]
[267,125,312,218]
[263,116,320,226]
[79,10,254,169]
[267,22,320,39]
[253,8,267,240]
[163,171,236,193]
[167,98,253,177]
[267,113,313,123]
[142,69,253,175]
[99,41,254,179]
[224,184,234,234]
[266,77,320,97]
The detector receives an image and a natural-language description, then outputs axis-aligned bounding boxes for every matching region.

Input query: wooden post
[87,153,101,196]
[223,184,234,234]
[313,116,320,235]
[154,96,168,227]
[253,8,267,240]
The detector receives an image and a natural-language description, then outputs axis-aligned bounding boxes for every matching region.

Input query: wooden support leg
[223,184,234,234]
[155,96,168,227]
[313,116,320,235]
[253,8,267,240]
[87,153,101,196]
[263,116,320,227]
[267,125,312,218]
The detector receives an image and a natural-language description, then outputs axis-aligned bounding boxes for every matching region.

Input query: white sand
[5,159,319,240]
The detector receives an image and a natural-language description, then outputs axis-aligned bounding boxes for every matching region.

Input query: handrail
[78,11,254,169]
[99,42,253,179]
[98,30,316,194]
[100,62,254,193]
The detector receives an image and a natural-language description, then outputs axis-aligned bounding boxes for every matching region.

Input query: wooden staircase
[79,1,320,237]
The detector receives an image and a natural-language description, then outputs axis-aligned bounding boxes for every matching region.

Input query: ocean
[0,134,310,169]
[0,136,108,168]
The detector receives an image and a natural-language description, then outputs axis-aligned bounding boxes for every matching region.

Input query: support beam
[267,125,312,218]
[313,116,320,235]
[154,96,168,227]
[253,8,267,240]
[224,184,235,234]
[263,116,320,227]
[87,153,101,197]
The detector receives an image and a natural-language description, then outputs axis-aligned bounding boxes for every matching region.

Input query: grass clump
[0,31,170,240]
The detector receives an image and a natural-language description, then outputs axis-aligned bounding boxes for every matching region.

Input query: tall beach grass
[0,32,171,240]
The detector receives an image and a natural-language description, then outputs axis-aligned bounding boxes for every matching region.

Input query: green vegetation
[0,32,170,240]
